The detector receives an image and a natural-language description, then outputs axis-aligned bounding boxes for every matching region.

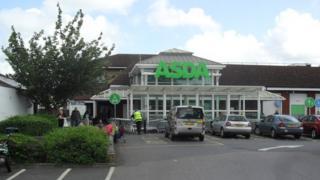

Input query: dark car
[254,115,303,139]
[301,115,320,139]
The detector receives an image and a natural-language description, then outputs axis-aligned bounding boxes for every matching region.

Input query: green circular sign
[109,93,121,105]
[305,97,315,108]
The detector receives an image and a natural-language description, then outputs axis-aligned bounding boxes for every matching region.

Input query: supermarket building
[80,48,292,123]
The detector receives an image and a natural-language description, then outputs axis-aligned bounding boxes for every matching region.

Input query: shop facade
[90,49,283,125]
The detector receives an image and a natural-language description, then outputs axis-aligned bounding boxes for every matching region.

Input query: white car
[210,114,252,139]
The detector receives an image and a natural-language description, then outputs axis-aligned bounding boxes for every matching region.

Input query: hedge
[0,114,58,136]
[44,126,108,164]
[0,133,46,163]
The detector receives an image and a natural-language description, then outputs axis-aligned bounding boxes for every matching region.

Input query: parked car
[210,114,251,139]
[254,115,303,139]
[165,106,205,141]
[300,115,320,139]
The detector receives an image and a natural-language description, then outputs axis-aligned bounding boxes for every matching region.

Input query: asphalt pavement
[1,133,320,180]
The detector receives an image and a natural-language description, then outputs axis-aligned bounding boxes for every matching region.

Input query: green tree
[2,4,114,112]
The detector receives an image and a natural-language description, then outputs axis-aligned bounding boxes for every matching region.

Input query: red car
[301,115,320,139]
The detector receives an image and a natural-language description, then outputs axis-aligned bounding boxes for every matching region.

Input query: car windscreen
[176,108,204,119]
[228,116,247,122]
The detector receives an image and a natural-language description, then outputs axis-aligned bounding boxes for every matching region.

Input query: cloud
[0,0,123,74]
[187,8,320,64]
[43,0,136,14]
[265,9,320,62]
[147,0,220,31]
[148,1,320,65]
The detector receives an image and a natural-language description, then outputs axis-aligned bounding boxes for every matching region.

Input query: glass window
[189,77,202,85]
[143,68,154,73]
[158,76,171,85]
[173,78,187,85]
[204,75,212,85]
[176,107,204,119]
[280,116,299,123]
[147,75,156,85]
[228,115,247,122]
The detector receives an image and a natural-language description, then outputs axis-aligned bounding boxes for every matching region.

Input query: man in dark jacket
[71,107,81,126]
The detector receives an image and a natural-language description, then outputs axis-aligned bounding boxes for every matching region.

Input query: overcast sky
[1,0,320,74]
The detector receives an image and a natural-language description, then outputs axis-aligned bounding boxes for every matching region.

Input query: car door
[307,116,316,134]
[263,116,274,134]
[212,116,221,132]
[302,116,310,134]
[259,116,271,133]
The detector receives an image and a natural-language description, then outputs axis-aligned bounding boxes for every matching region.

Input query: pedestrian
[71,107,81,126]
[131,110,143,135]
[57,107,64,128]
[83,109,91,126]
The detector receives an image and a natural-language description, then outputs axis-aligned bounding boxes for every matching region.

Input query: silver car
[165,106,205,141]
[210,114,252,138]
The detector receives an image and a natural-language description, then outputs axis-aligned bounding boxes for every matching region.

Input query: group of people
[57,107,92,128]
[57,107,146,138]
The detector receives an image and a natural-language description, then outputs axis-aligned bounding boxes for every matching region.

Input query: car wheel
[311,129,317,139]
[211,128,216,135]
[294,134,301,139]
[165,131,169,138]
[271,129,277,138]
[254,127,261,135]
[220,128,226,138]
[169,132,175,141]
[245,134,251,139]
[199,135,204,141]
[5,157,11,173]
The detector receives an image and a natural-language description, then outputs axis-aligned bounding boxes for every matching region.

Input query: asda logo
[155,61,209,79]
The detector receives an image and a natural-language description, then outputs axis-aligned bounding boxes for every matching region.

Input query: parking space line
[57,168,72,180]
[6,169,26,180]
[258,145,304,151]
[105,167,115,180]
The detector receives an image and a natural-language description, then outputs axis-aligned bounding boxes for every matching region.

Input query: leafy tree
[2,4,114,112]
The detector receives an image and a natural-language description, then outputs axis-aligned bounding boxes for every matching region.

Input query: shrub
[44,126,108,164]
[0,133,46,163]
[0,114,58,136]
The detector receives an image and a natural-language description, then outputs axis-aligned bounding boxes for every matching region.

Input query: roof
[103,54,155,70]
[0,74,23,89]
[137,48,222,66]
[220,64,320,88]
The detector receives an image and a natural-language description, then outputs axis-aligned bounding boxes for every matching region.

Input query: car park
[254,115,303,139]
[210,114,252,139]
[165,106,205,141]
[300,115,320,139]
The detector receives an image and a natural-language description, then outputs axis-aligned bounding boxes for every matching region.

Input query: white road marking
[57,168,72,180]
[6,169,26,180]
[105,167,115,180]
[258,145,304,151]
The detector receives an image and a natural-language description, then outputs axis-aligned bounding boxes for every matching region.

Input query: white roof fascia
[267,87,320,91]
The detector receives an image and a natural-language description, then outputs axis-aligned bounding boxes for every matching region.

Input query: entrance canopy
[129,85,285,101]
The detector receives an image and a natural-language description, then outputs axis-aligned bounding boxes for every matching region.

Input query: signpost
[109,93,121,119]
[315,99,320,108]
[305,97,315,115]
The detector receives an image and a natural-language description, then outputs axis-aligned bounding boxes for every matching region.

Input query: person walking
[131,110,143,135]
[83,110,91,125]
[71,107,81,127]
[57,107,64,128]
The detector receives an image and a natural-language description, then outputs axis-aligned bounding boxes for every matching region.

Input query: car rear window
[278,116,299,123]
[228,116,247,122]
[176,108,204,119]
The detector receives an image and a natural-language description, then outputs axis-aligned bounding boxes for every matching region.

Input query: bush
[44,126,108,164]
[0,114,58,136]
[0,133,46,163]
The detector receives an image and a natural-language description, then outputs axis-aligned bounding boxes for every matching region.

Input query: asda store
[90,49,284,125]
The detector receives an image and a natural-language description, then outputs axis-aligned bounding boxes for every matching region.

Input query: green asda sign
[155,61,209,79]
